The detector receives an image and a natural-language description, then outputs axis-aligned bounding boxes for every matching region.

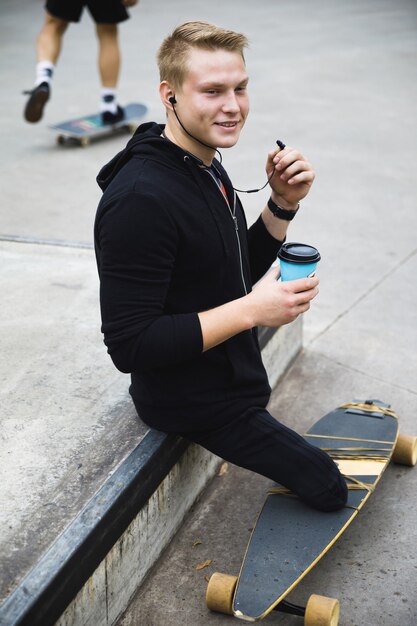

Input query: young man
[94,22,347,512]
[23,0,139,124]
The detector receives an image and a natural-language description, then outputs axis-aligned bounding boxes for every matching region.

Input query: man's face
[174,47,249,153]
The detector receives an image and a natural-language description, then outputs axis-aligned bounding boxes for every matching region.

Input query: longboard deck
[233,401,398,621]
[50,102,148,145]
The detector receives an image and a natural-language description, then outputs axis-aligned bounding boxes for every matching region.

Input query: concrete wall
[56,444,219,626]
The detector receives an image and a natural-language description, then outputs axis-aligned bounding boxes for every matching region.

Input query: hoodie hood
[96,121,214,193]
[96,122,166,192]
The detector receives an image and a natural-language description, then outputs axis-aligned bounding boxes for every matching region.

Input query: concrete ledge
[0,320,302,626]
[0,431,188,626]
[261,318,303,390]
[56,442,219,626]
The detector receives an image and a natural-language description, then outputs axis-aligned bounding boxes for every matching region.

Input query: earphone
[168,94,285,194]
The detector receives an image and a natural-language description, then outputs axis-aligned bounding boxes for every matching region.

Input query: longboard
[206,400,417,624]
[50,102,148,146]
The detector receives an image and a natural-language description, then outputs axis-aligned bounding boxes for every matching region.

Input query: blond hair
[157,21,248,90]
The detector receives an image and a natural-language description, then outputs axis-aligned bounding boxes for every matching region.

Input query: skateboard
[206,400,417,624]
[50,102,148,146]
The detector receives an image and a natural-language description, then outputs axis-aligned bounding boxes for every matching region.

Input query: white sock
[35,61,54,87]
[100,89,117,114]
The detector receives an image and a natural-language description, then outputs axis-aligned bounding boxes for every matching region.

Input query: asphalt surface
[1,0,416,624]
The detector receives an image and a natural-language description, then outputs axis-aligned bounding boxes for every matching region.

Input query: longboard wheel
[56,135,65,145]
[206,572,237,615]
[392,433,417,466]
[304,594,340,626]
[79,137,90,147]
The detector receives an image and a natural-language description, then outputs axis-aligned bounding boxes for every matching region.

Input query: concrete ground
[0,0,416,623]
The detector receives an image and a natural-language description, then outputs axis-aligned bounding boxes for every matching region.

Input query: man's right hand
[247,267,319,328]
[198,267,319,352]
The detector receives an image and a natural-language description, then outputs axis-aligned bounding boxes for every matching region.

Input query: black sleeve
[247,214,284,284]
[95,192,203,373]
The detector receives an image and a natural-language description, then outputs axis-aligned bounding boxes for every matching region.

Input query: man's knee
[43,13,69,36]
[96,23,118,40]
[300,466,348,512]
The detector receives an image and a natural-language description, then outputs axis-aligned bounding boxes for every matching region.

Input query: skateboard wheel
[79,137,90,147]
[56,135,65,145]
[304,594,340,626]
[206,572,237,615]
[392,433,417,466]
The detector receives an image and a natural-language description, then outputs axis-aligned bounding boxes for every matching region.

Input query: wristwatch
[267,197,299,221]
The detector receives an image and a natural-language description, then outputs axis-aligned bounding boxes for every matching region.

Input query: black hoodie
[94,122,284,432]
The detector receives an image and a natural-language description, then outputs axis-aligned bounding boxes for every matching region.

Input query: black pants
[181,407,348,512]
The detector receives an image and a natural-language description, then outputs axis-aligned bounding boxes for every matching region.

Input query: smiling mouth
[215,121,239,128]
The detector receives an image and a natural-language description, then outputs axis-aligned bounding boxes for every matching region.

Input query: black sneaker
[101,105,125,125]
[23,82,50,123]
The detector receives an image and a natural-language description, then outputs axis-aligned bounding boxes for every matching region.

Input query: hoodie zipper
[230,194,248,296]
[205,168,248,296]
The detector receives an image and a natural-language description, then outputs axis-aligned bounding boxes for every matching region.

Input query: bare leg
[37,13,69,64]
[24,13,68,122]
[96,23,124,123]
[96,23,120,88]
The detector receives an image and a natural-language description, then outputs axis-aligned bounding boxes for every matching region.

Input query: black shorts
[181,407,348,513]
[45,0,129,24]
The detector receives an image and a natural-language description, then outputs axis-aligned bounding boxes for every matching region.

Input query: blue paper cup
[277,242,321,282]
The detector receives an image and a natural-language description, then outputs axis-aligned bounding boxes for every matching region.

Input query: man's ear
[159,81,176,110]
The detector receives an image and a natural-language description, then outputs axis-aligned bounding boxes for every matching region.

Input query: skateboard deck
[206,400,417,624]
[50,102,147,146]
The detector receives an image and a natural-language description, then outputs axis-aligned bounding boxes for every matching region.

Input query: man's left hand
[265,145,315,209]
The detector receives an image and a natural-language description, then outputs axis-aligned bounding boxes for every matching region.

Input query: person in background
[23,0,139,124]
